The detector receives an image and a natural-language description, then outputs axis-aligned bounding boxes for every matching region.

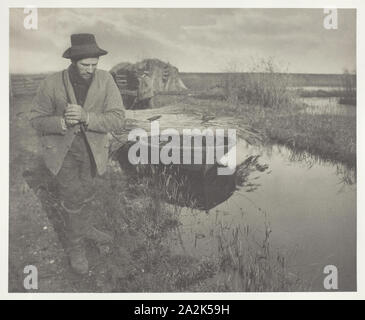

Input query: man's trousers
[53,133,97,246]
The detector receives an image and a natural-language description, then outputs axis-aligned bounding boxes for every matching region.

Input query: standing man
[29,33,125,275]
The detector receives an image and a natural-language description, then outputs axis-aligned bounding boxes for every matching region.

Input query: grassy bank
[171,95,356,169]
[239,102,356,168]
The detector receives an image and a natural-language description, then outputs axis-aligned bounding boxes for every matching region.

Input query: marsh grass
[223,57,294,109]
[296,89,343,98]
[214,221,308,291]
[293,71,356,103]
[189,58,355,169]
[87,157,306,292]
[261,110,356,169]
[339,69,356,105]
[91,162,220,291]
[177,94,356,169]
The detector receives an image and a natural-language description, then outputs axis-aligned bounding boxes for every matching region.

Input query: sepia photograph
[8,7,356,293]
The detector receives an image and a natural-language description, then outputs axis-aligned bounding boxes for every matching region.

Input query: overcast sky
[9,8,356,74]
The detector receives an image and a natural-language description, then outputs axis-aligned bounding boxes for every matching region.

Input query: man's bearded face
[75,57,99,80]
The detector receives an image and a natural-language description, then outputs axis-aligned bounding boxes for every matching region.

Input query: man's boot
[67,237,89,275]
[79,199,114,245]
[63,201,113,273]
[62,202,90,275]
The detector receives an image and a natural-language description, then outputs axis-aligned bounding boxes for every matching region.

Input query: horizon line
[9,70,355,76]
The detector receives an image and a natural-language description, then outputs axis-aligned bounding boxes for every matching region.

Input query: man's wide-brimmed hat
[62,33,108,60]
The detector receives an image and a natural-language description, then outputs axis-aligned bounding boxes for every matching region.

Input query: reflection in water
[116,136,271,211]
[116,141,262,211]
[188,141,355,291]
[260,143,356,186]
[183,140,355,291]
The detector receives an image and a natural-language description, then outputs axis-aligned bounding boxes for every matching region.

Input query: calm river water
[176,139,356,291]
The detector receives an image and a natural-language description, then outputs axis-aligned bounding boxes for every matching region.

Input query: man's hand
[64,104,88,126]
